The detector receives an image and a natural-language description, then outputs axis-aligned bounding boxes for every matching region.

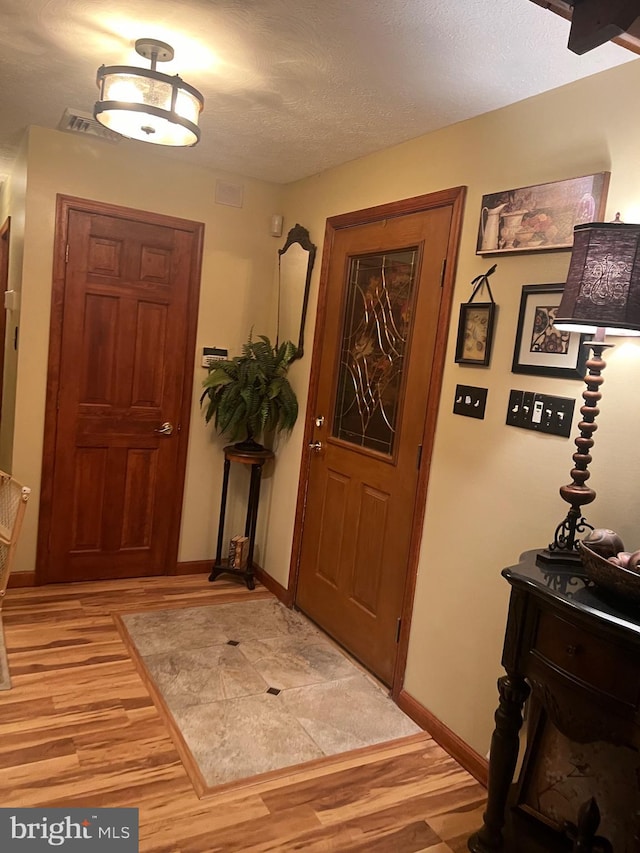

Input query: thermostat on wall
[202,347,228,368]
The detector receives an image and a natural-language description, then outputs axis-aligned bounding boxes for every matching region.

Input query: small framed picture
[455,302,496,366]
[512,283,588,379]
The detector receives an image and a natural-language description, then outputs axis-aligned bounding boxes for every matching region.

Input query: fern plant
[200,334,298,449]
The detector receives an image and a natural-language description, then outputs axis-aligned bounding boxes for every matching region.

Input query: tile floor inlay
[121,599,420,788]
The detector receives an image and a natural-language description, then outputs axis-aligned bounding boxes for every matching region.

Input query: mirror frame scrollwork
[277,223,317,359]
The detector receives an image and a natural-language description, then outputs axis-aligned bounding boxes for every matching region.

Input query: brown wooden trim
[253,565,292,606]
[36,197,67,584]
[397,688,488,787]
[392,186,466,697]
[528,0,640,55]
[114,612,209,798]
[172,560,211,575]
[288,188,467,693]
[36,195,204,585]
[287,217,335,605]
[165,214,203,578]
[7,571,36,588]
[0,217,10,422]
[196,733,429,799]
[324,187,468,229]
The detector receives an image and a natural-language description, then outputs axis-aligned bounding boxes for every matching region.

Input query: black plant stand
[208,445,274,590]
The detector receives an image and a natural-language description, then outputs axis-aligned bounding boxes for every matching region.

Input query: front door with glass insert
[296,202,455,685]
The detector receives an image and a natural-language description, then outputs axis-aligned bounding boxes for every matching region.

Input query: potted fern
[200,334,298,451]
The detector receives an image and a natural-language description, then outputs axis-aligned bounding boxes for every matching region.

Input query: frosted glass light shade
[95,65,203,147]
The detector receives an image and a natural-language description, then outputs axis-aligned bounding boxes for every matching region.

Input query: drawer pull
[565,644,580,657]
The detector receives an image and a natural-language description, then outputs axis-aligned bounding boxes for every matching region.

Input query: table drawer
[533,609,640,706]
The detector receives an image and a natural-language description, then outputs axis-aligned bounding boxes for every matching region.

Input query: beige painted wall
[0,141,27,473]
[11,125,283,575]
[272,59,640,753]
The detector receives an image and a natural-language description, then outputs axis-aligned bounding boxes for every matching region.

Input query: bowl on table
[578,540,640,604]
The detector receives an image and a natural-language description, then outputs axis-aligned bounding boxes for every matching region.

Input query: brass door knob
[155,422,174,435]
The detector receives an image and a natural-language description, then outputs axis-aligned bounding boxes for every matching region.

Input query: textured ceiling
[0,0,636,184]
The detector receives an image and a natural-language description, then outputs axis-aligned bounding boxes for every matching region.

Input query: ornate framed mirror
[277,224,316,359]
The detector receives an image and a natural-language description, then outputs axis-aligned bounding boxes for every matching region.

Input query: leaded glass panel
[332,249,418,454]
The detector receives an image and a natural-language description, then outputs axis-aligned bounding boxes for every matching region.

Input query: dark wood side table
[208,445,274,590]
[468,550,640,853]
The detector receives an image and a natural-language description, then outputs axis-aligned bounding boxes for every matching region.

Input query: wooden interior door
[295,193,462,686]
[38,196,203,583]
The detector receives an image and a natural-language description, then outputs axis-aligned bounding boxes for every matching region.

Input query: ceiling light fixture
[94,38,204,147]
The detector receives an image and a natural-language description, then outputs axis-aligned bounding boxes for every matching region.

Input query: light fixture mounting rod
[135,38,174,70]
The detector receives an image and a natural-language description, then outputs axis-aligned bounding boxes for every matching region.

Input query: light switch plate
[506,389,574,437]
[453,384,488,419]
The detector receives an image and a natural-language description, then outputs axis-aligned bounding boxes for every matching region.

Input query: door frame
[288,187,466,697]
[36,194,204,584]
[0,217,11,424]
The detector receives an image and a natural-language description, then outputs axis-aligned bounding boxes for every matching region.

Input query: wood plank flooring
[0,574,486,852]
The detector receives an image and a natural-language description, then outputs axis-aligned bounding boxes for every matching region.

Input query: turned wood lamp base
[543,336,611,565]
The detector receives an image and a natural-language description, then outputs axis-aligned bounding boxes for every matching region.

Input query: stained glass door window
[332,249,418,454]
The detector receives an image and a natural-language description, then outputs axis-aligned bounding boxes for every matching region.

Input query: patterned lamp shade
[554,222,640,337]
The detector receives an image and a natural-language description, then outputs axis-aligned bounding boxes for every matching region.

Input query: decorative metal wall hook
[469,263,497,304]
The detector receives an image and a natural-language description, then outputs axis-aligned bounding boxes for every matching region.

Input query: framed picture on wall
[512,283,588,379]
[455,301,496,366]
[455,264,498,367]
[476,172,610,255]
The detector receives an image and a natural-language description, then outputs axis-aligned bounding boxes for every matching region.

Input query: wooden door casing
[292,189,466,690]
[38,196,203,584]
[0,217,10,422]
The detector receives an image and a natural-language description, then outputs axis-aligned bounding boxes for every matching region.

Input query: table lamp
[541,221,640,565]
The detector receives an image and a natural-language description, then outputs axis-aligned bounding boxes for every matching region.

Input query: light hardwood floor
[0,574,486,852]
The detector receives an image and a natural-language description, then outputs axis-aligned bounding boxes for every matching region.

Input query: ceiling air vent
[58,108,122,143]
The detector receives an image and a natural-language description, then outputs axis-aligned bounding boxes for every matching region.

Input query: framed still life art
[476,172,610,255]
[512,283,588,379]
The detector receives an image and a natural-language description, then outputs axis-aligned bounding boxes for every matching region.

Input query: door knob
[308,441,323,452]
[155,422,174,435]
[315,416,325,428]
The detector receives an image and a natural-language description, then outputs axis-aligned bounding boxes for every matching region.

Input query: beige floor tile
[172,692,324,786]
[239,634,356,689]
[143,644,269,708]
[279,674,421,753]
